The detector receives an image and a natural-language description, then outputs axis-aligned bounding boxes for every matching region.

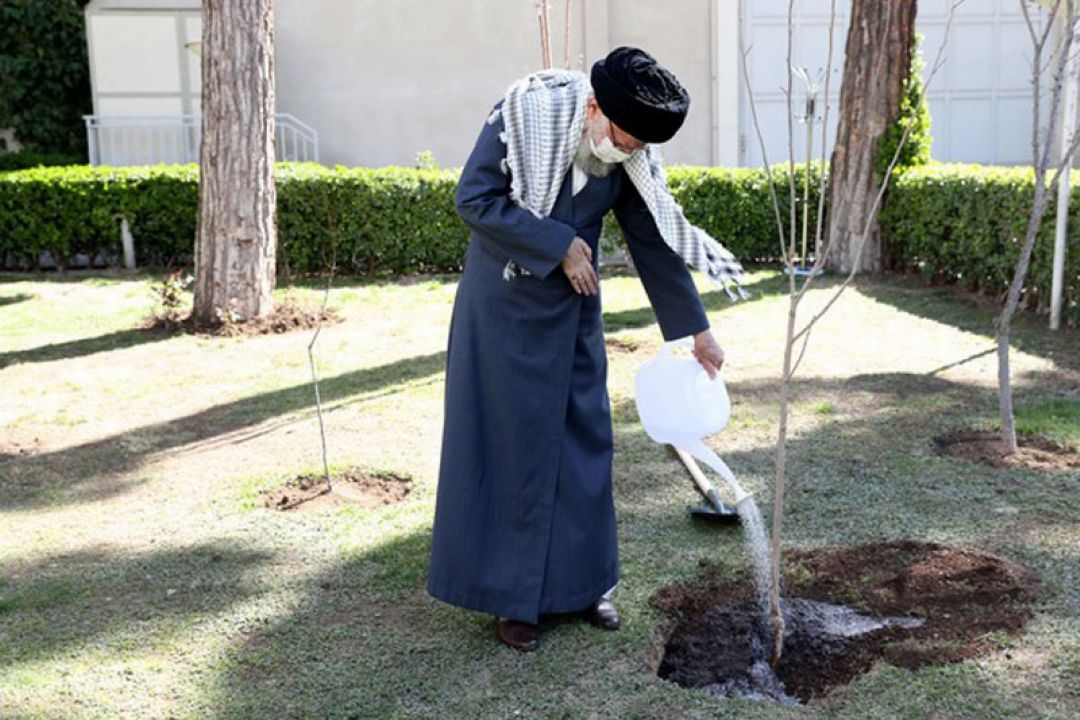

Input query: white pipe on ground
[120,217,136,270]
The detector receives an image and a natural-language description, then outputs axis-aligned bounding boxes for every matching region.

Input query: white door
[739,0,1046,168]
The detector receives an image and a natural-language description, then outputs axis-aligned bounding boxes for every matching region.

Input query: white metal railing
[83,113,319,166]
[275,113,319,164]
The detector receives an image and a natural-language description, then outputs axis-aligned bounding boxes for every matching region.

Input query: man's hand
[561,237,599,295]
[691,329,724,379]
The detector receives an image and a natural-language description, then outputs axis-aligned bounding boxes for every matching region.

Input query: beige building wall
[276,0,735,168]
[86,0,201,117]
[278,0,568,168]
[84,0,741,168]
[609,0,707,164]
[83,1,1049,170]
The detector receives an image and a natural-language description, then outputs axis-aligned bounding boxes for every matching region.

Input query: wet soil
[934,429,1080,470]
[650,541,1039,703]
[260,469,411,512]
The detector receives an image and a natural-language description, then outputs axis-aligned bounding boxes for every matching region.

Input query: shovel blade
[687,503,741,524]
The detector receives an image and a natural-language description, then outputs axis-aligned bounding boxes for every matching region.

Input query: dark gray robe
[426,101,710,624]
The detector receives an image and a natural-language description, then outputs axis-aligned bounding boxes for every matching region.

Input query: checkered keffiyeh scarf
[487,68,750,301]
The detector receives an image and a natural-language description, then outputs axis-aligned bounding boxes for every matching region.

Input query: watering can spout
[635,345,753,521]
[678,438,753,510]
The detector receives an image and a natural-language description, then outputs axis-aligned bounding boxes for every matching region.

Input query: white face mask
[589,134,633,164]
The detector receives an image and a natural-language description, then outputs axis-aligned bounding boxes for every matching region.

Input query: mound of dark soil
[605,337,642,354]
[144,300,337,337]
[0,426,40,460]
[934,429,1080,470]
[650,541,1039,703]
[260,469,411,512]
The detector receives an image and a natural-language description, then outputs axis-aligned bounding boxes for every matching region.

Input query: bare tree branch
[1020,0,1042,48]
[1024,0,1062,173]
[927,347,997,375]
[1041,0,1065,49]
[790,1,962,347]
[785,0,799,268]
[785,323,814,380]
[308,199,339,492]
[1038,3,1074,171]
[737,39,790,260]
[536,1,553,69]
[741,0,965,668]
[1048,125,1080,188]
[780,0,842,319]
[1050,4,1080,179]
[995,0,1079,453]
[563,0,574,69]
[763,0,804,666]
[805,0,840,294]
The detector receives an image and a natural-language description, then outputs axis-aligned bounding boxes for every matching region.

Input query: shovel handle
[672,445,716,499]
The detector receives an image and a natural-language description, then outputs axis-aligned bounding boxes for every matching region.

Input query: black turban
[590,46,690,144]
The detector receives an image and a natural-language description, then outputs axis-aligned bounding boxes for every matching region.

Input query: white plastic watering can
[634,338,752,509]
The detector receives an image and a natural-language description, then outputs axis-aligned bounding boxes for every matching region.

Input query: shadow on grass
[0,270,161,285]
[602,268,794,334]
[0,269,459,290]
[280,272,461,290]
[190,373,1078,719]
[858,276,1080,375]
[0,541,274,671]
[0,327,177,369]
[610,367,1079,547]
[198,528,635,719]
[0,350,447,511]
[0,293,33,308]
[199,529,458,719]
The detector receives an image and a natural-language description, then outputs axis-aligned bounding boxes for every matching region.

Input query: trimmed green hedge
[0,0,93,156]
[0,150,85,172]
[666,162,826,263]
[0,161,819,272]
[0,163,464,271]
[0,164,198,268]
[276,163,463,275]
[0,160,1075,324]
[881,163,1080,325]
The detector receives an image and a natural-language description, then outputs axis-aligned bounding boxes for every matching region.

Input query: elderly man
[426,46,747,652]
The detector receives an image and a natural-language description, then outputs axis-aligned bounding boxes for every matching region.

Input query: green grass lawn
[0,267,1077,719]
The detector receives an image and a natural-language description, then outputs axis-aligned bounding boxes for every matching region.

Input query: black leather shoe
[495,617,540,651]
[582,598,620,630]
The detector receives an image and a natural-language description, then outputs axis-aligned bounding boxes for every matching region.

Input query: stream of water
[734,496,773,624]
[687,451,924,703]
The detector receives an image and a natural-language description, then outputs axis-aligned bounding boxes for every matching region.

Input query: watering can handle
[659,336,694,358]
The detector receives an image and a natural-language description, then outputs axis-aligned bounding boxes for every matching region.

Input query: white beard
[573,129,617,178]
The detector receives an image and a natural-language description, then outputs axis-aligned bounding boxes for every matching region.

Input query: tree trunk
[825,0,916,275]
[769,272,799,666]
[996,181,1052,454]
[194,0,277,324]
